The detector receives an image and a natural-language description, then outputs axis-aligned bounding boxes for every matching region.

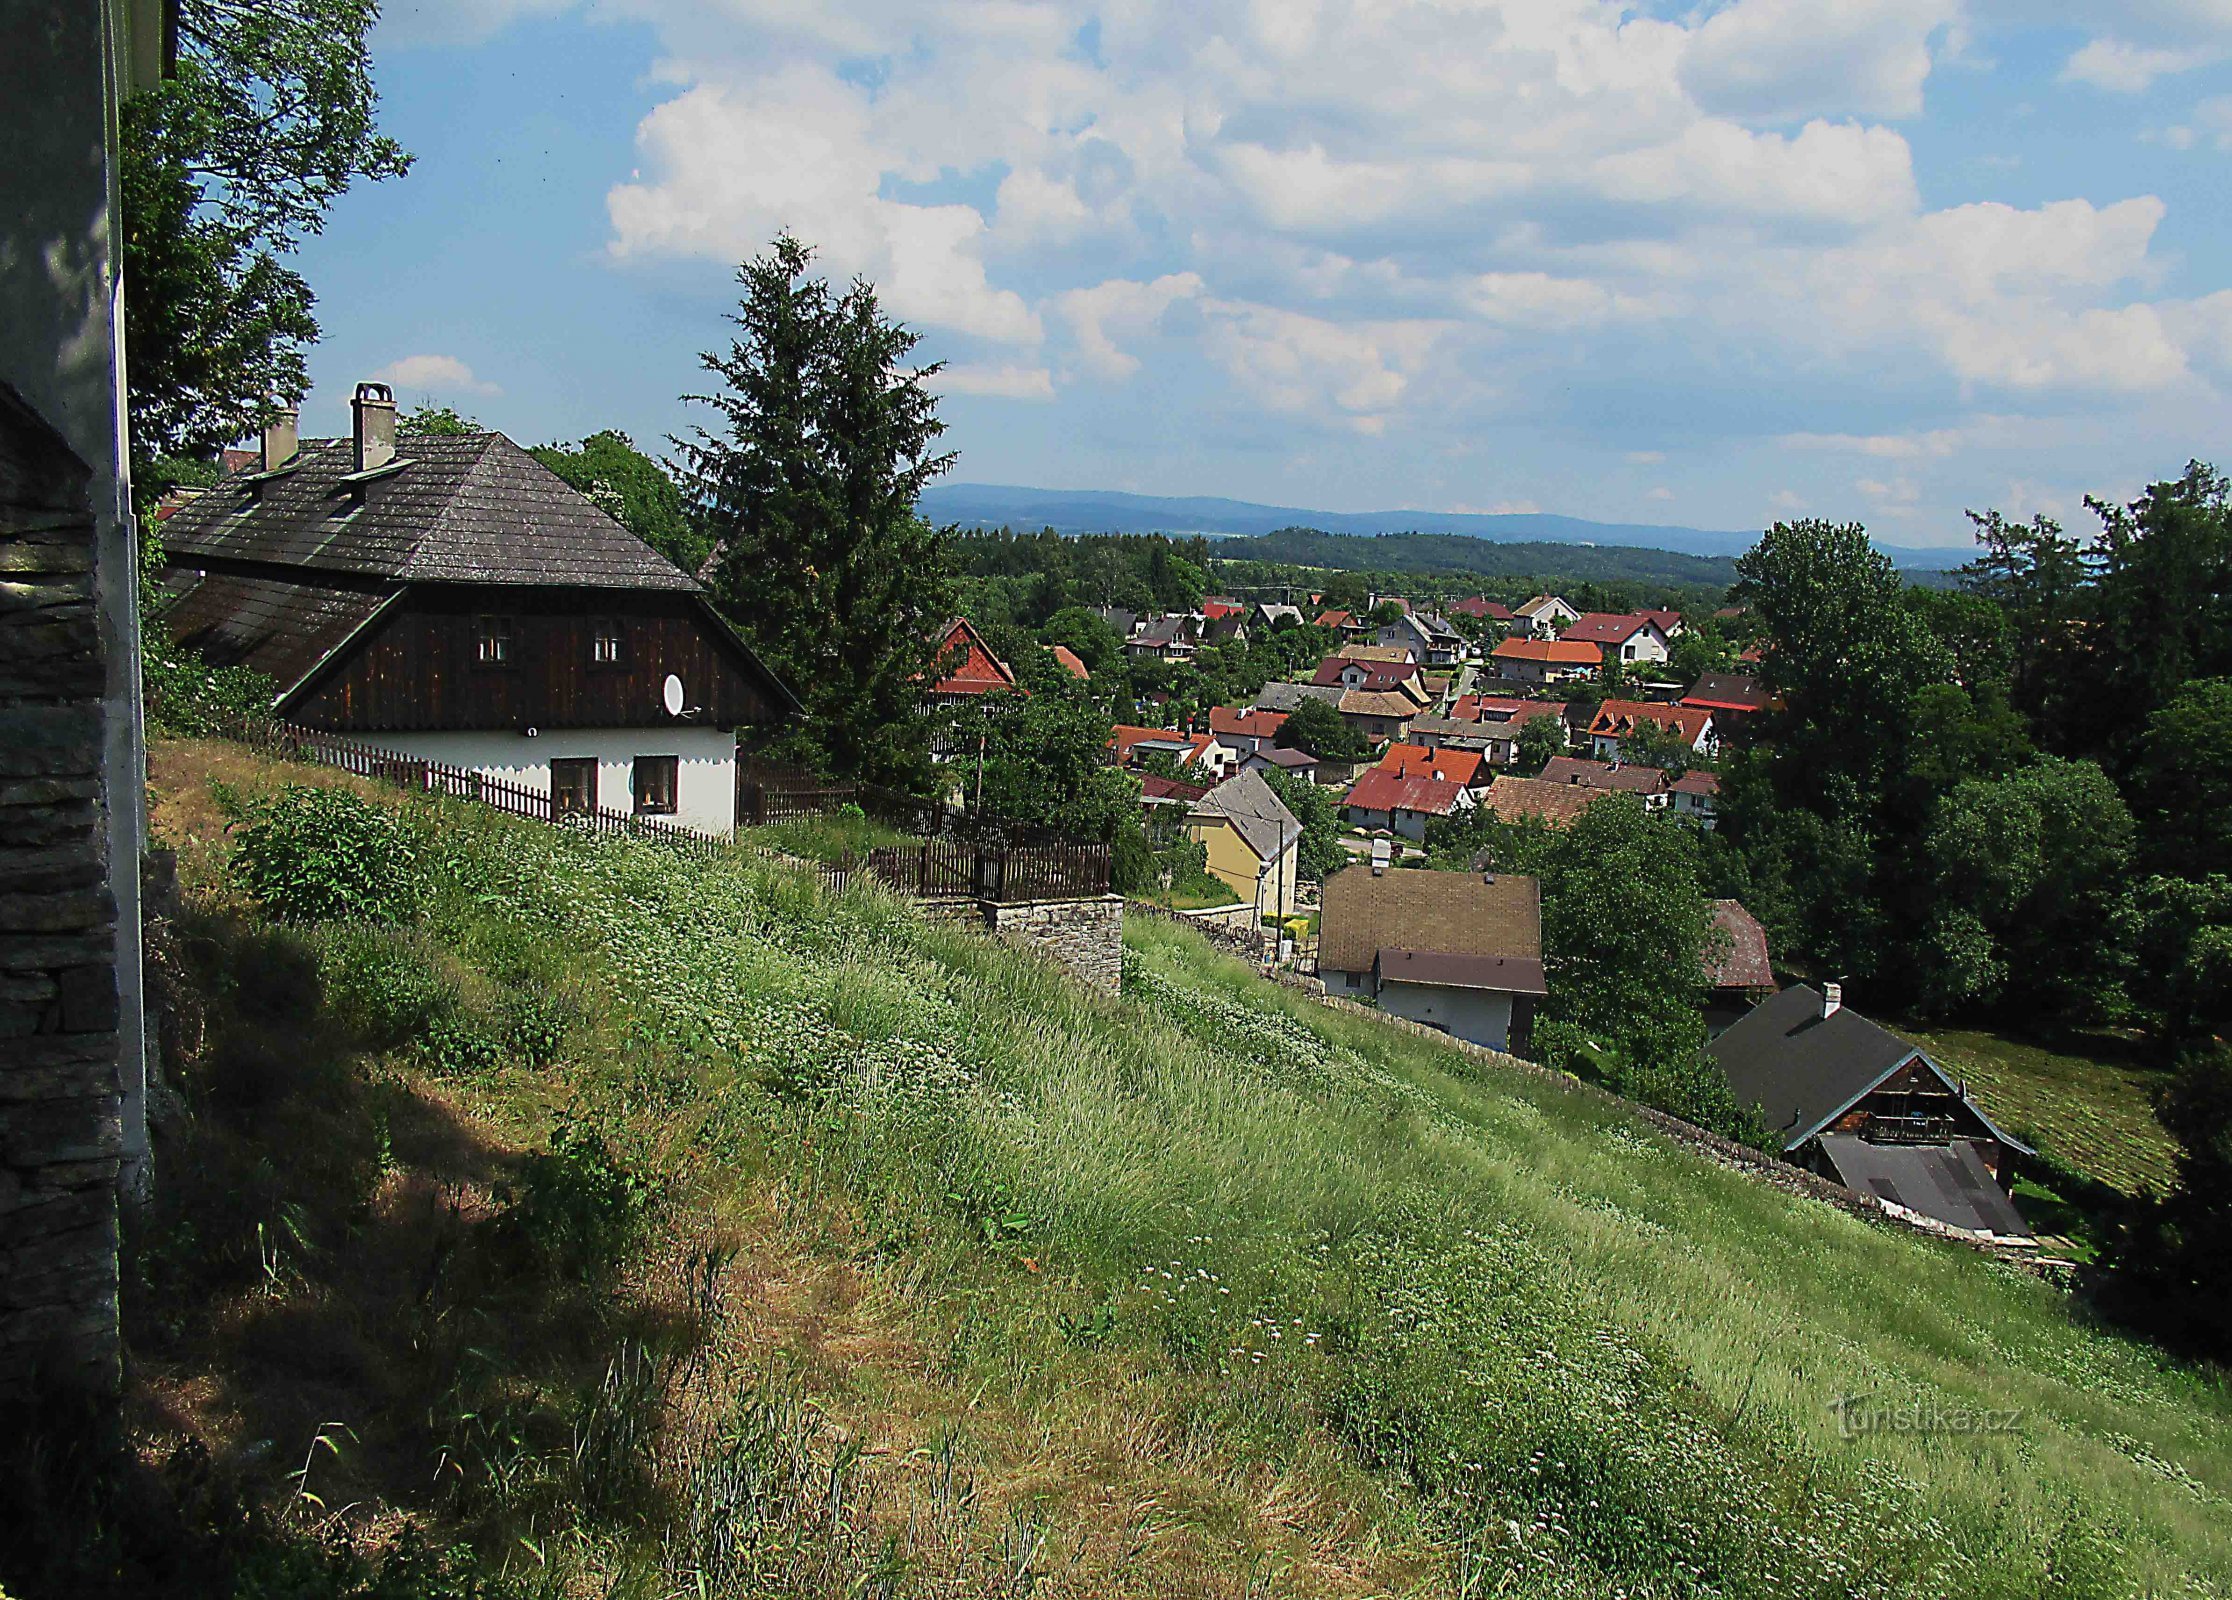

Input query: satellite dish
[662,674,685,717]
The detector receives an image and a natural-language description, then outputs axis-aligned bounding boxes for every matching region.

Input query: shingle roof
[1452,694,1566,726]
[1816,1136,2031,1238]
[1540,755,1668,793]
[1318,865,1542,978]
[1253,681,1346,713]
[1405,715,1500,748]
[1706,900,1774,991]
[1342,766,1470,817]
[157,570,399,698]
[1377,947,1548,996]
[1708,986,1921,1149]
[163,434,698,590]
[1314,657,1418,690]
[1561,612,1659,646]
[1482,774,1605,826]
[1247,744,1318,770]
[1681,673,1772,714]
[1188,768,1299,863]
[1337,688,1423,720]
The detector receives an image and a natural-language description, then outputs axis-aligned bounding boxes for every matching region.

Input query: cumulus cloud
[2061,38,2218,91]
[590,0,2227,447]
[930,364,1056,400]
[372,354,502,397]
[1681,0,1958,121]
[1055,273,1205,379]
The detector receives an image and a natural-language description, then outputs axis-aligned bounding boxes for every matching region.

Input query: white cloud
[1647,486,1676,501]
[1198,299,1445,432]
[591,0,2225,435]
[1780,428,1966,458]
[371,354,502,397]
[930,364,1056,400]
[1626,450,1667,464]
[1055,273,1204,379]
[2061,38,2218,92]
[2158,94,2232,150]
[606,73,1040,345]
[1681,0,1957,121]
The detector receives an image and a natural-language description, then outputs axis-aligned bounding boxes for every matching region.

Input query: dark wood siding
[286,584,785,733]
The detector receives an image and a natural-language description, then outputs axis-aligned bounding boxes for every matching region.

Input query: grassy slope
[1900,1024,2180,1198]
[114,738,2232,1599]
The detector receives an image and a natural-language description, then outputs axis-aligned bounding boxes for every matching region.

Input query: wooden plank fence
[216,717,1109,897]
[226,716,730,859]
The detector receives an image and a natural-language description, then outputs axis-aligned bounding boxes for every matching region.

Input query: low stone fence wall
[920,894,1124,990]
[1127,899,1266,960]
[1268,972,2057,1275]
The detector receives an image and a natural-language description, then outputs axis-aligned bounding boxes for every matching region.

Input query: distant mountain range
[920,482,1970,573]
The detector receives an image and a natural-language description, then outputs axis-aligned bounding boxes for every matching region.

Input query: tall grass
[116,742,2232,1598]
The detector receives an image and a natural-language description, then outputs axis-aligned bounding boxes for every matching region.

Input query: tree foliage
[1276,698,1366,762]
[1260,768,1345,882]
[963,681,1135,841]
[122,0,409,479]
[679,235,958,788]
[533,431,708,577]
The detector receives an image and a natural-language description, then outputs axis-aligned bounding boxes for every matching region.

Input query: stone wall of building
[0,385,122,1395]
[921,894,1125,991]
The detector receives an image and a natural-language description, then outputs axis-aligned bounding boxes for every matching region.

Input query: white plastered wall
[370,726,737,835]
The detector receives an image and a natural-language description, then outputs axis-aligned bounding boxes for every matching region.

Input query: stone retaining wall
[921,894,1125,990]
[0,385,123,1394]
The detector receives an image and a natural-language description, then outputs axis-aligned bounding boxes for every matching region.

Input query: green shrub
[502,994,569,1067]
[229,786,422,924]
[316,926,455,1048]
[510,1119,653,1276]
[416,1013,503,1078]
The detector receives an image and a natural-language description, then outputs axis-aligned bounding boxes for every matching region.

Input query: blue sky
[290,0,2232,549]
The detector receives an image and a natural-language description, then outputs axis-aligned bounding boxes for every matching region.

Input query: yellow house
[1185,770,1301,923]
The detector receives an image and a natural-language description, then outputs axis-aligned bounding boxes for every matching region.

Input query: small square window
[552,758,597,817]
[476,615,515,665]
[632,754,679,816]
[591,618,623,665]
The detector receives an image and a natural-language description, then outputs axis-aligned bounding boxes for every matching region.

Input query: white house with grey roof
[155,383,800,834]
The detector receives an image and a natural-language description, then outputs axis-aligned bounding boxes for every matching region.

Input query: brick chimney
[261,406,298,472]
[352,381,397,472]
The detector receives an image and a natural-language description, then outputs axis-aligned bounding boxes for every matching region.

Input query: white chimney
[1822,982,1842,1018]
[352,381,397,472]
[261,407,298,472]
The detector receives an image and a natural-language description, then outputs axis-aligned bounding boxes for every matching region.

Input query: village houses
[1318,864,1546,1053]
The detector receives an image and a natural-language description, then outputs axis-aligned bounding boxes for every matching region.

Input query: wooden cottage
[155,384,799,834]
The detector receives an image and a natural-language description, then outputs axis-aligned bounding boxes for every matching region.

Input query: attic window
[476,615,515,665]
[590,617,623,666]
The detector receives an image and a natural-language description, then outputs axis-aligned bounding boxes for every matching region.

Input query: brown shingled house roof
[1482,774,1606,826]
[1318,865,1545,993]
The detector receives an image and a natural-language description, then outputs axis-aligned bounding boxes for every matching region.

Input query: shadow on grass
[0,906,700,1600]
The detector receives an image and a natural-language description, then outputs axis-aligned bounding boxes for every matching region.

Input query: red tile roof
[1560,612,1659,647]
[1110,724,1213,767]
[1375,742,1485,789]
[1209,705,1289,740]
[1638,609,1683,634]
[1342,766,1472,818]
[1140,773,1211,804]
[1587,700,1713,744]
[1314,608,1353,628]
[930,617,1018,696]
[1048,644,1090,679]
[1707,900,1774,990]
[1452,694,1566,726]
[1201,598,1244,621]
[1492,637,1602,667]
[1450,596,1516,621]
[1539,755,1667,793]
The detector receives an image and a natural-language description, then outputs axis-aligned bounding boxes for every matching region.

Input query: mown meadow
[27,737,2228,1599]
